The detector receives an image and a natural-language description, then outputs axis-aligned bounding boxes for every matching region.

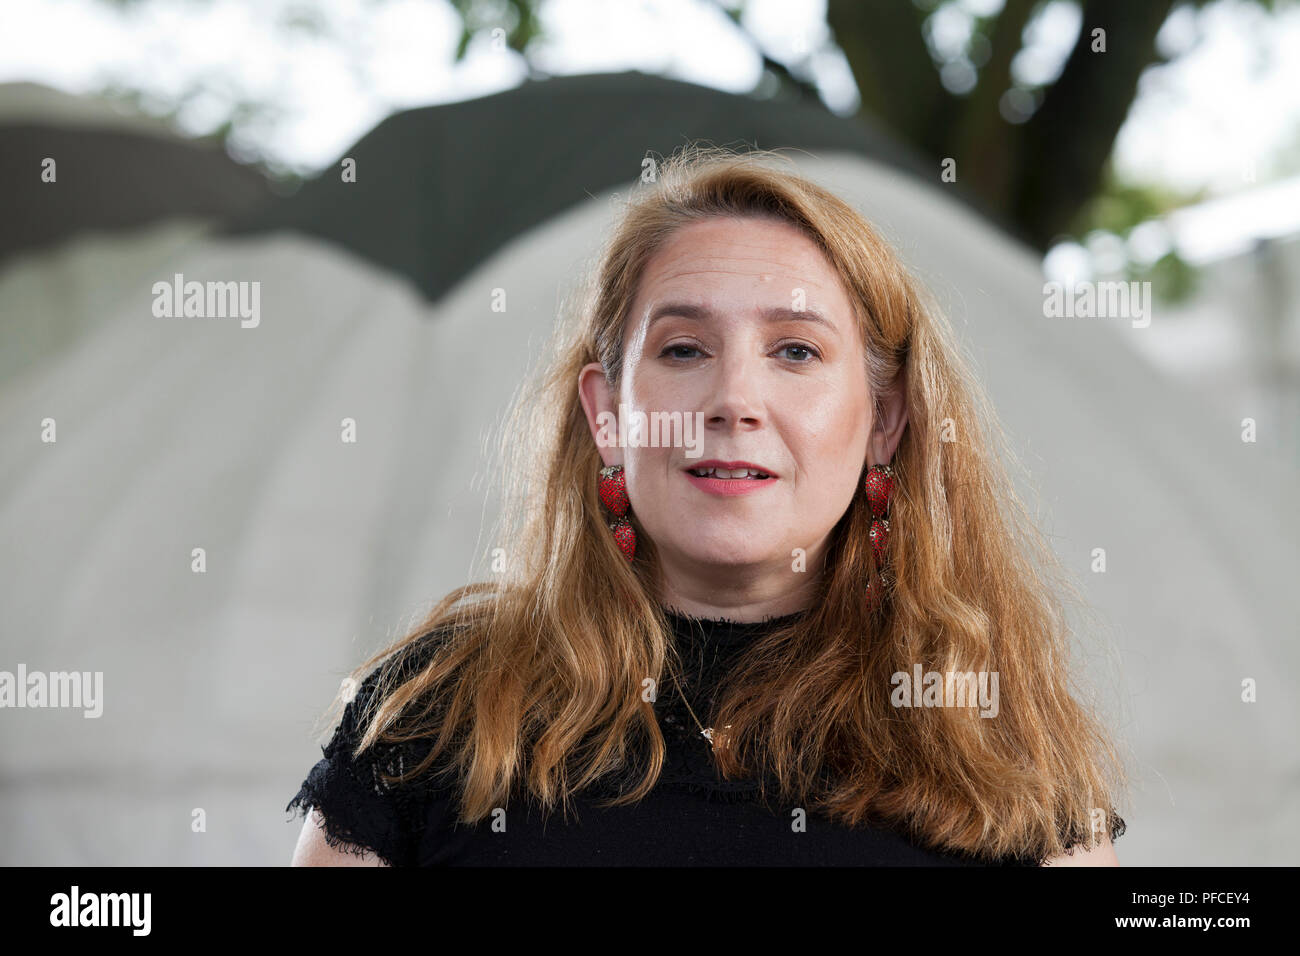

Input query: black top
[286,608,1051,866]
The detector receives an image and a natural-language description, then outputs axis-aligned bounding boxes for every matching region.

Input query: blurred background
[1,0,1297,866]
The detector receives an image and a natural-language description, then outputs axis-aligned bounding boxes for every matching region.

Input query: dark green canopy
[0,122,270,264]
[227,71,971,304]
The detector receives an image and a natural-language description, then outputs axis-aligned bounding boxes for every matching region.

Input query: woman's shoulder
[363,623,460,690]
[357,614,479,696]
[285,623,467,865]
[334,622,468,761]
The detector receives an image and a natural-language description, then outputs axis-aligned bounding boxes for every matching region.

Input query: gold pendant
[702,724,732,748]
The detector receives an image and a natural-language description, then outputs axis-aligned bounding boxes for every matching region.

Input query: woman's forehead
[643,217,833,279]
[632,220,854,322]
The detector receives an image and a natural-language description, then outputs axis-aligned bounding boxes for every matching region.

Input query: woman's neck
[655,579,818,623]
[654,549,825,623]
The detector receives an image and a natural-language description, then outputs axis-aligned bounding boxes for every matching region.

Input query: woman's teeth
[688,467,770,479]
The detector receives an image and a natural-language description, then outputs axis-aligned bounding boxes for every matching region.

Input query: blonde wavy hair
[327,144,1129,863]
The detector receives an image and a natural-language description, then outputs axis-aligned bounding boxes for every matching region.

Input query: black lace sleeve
[286,636,446,867]
[1023,808,1128,866]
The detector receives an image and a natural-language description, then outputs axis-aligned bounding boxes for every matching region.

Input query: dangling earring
[864,463,895,608]
[598,464,636,561]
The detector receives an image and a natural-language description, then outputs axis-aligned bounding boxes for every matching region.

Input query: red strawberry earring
[864,463,895,608]
[598,464,636,561]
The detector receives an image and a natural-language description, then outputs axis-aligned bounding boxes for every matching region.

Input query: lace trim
[285,722,439,866]
[1030,811,1129,866]
[286,766,404,866]
[286,636,449,867]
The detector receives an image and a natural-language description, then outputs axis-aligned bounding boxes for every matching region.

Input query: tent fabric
[0,83,274,265]
[0,125,273,264]
[0,81,187,137]
[226,71,1017,305]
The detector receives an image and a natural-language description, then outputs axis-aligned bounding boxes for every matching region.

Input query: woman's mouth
[683,463,778,496]
[685,466,771,479]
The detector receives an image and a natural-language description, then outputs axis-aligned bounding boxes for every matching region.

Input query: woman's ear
[577,362,622,468]
[869,364,909,465]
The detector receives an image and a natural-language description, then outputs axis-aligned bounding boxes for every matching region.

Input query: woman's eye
[661,344,701,360]
[777,343,819,362]
[659,342,820,362]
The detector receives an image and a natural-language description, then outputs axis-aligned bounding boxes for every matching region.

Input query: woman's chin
[667,538,781,570]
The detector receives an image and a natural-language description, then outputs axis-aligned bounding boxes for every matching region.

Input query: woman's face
[580,215,881,617]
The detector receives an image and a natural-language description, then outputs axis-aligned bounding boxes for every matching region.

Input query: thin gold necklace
[672,677,732,751]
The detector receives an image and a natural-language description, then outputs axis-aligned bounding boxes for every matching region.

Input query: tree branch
[947,0,1039,213]
[1014,0,1176,246]
[825,0,946,149]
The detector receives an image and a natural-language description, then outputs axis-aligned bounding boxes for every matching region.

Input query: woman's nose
[701,346,763,430]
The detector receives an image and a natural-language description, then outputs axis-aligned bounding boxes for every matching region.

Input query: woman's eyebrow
[647,302,838,333]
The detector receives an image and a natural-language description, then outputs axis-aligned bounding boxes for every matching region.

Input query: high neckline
[660,604,809,647]
[651,604,808,801]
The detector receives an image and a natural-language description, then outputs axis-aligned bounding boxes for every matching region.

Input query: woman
[287,145,1128,866]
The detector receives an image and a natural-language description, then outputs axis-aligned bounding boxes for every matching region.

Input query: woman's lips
[682,470,779,497]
